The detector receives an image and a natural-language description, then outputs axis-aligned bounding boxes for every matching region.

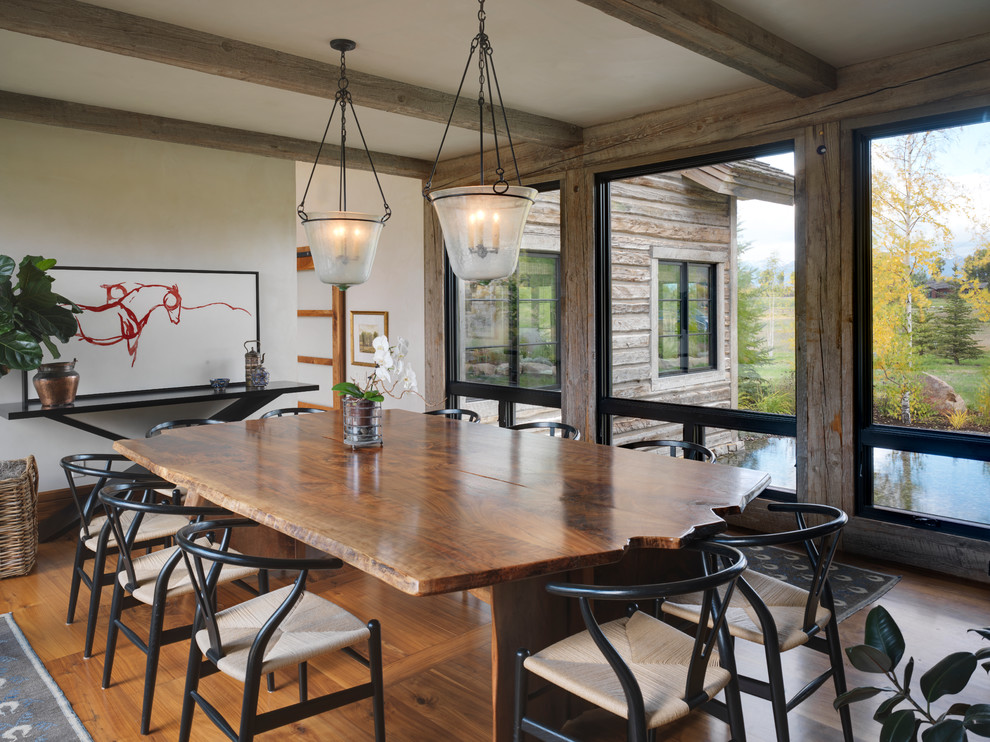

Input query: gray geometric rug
[741,545,901,623]
[0,613,92,741]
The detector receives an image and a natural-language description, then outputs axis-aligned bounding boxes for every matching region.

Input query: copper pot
[32,359,79,407]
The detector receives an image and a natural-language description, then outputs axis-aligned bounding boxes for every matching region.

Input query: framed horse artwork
[46,266,259,397]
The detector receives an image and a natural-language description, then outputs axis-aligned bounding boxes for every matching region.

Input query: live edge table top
[114,409,770,597]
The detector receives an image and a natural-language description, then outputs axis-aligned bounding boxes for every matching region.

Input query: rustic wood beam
[574,0,836,97]
[0,0,582,148]
[0,91,432,178]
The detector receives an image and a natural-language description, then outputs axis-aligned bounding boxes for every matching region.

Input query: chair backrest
[261,407,325,419]
[509,421,581,440]
[98,482,231,594]
[425,408,481,422]
[544,542,746,728]
[60,453,166,537]
[712,502,848,633]
[146,418,224,437]
[620,438,717,463]
[176,519,344,667]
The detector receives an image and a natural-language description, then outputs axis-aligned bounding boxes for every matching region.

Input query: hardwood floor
[2,535,987,741]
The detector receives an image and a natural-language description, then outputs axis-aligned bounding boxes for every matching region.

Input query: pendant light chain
[423,0,523,197]
[298,42,390,224]
[338,45,348,212]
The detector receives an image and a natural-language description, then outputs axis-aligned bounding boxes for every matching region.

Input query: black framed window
[459,253,560,388]
[657,261,716,375]
[597,144,798,496]
[854,107,990,539]
[446,184,562,426]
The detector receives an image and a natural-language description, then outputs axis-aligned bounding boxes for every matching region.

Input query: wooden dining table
[114,408,770,741]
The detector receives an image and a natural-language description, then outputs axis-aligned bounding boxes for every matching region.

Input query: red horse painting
[75,282,251,366]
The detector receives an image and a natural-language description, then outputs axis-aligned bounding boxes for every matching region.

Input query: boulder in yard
[919,372,967,415]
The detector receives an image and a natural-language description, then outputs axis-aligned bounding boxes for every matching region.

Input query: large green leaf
[921,652,977,703]
[848,643,895,673]
[867,606,906,669]
[881,710,919,742]
[876,694,908,721]
[0,255,14,280]
[0,278,13,328]
[964,704,990,736]
[921,719,967,742]
[970,629,990,642]
[834,686,883,708]
[0,330,43,371]
[14,258,60,314]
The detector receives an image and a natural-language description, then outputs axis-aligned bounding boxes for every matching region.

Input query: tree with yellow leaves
[871,130,965,422]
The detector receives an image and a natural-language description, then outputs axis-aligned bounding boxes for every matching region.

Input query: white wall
[0,120,297,490]
[295,162,426,413]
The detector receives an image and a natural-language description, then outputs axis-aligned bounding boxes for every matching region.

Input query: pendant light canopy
[298,39,390,290]
[423,0,536,282]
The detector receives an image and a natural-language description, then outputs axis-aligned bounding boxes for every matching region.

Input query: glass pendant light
[423,0,536,282]
[298,39,390,290]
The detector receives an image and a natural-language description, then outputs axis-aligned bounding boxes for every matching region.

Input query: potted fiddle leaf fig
[834,605,990,741]
[0,255,81,404]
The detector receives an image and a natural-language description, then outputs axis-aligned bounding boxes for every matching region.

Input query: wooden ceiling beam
[0,0,583,149]
[0,91,433,179]
[573,0,836,97]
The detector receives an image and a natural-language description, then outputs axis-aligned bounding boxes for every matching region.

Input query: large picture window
[856,108,990,536]
[598,145,797,495]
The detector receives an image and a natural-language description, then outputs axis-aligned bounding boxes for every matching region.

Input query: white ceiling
[1,0,988,162]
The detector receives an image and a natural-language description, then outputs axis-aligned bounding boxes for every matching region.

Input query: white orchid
[333,334,422,402]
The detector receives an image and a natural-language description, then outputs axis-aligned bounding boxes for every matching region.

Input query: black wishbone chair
[177,519,385,742]
[661,503,852,742]
[260,407,326,419]
[509,420,581,439]
[514,541,748,742]
[59,453,184,659]
[620,438,717,463]
[146,418,224,437]
[98,482,265,736]
[425,407,481,422]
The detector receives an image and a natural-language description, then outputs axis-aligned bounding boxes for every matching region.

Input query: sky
[737,152,795,266]
[736,120,990,269]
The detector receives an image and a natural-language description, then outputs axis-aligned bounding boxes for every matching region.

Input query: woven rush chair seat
[118,539,258,604]
[99,482,262,736]
[524,610,731,729]
[177,518,385,742]
[662,502,852,742]
[663,569,832,652]
[60,453,179,659]
[514,541,748,742]
[82,510,189,552]
[200,584,370,683]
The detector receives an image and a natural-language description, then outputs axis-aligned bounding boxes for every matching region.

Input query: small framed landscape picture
[351,311,388,366]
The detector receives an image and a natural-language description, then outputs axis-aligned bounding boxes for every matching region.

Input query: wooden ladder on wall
[296,246,345,409]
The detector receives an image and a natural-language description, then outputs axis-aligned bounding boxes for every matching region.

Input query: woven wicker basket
[0,456,39,579]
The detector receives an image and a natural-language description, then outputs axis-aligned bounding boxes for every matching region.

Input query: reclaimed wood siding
[609,174,735,447]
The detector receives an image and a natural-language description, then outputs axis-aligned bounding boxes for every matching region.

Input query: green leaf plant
[0,255,81,376]
[834,606,990,741]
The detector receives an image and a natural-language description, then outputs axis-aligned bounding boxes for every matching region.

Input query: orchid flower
[332,334,423,402]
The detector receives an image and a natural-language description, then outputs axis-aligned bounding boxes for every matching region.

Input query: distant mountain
[740,260,795,278]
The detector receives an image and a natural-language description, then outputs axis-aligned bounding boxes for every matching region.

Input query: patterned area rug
[0,613,92,741]
[742,545,901,623]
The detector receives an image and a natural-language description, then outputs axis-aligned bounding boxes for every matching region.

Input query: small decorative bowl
[210,377,230,393]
